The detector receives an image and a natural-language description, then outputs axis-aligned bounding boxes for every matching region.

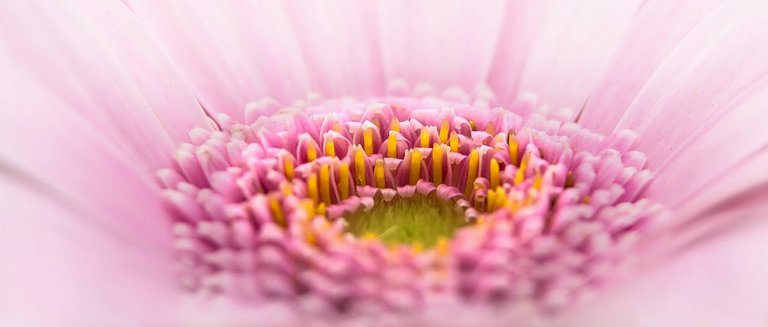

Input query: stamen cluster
[159,88,664,312]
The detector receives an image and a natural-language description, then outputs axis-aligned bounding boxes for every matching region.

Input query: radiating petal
[126,0,313,119]
[489,0,644,111]
[377,0,506,90]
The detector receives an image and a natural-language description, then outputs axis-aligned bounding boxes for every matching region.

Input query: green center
[343,195,469,247]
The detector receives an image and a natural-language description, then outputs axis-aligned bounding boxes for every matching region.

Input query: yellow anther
[439,120,450,143]
[514,152,530,185]
[363,128,374,155]
[464,149,480,197]
[281,183,293,196]
[409,150,423,185]
[449,131,459,152]
[339,163,350,200]
[508,131,519,166]
[420,127,430,147]
[435,236,450,256]
[268,197,285,226]
[354,147,367,185]
[487,188,497,212]
[374,159,386,188]
[411,242,424,253]
[485,121,495,134]
[363,232,378,241]
[316,202,327,216]
[490,158,500,189]
[324,139,336,157]
[494,186,507,210]
[307,142,317,162]
[283,157,295,180]
[332,121,342,133]
[307,173,319,202]
[533,168,543,190]
[432,143,443,185]
[319,164,332,204]
[469,120,476,131]
[582,196,591,204]
[387,132,398,158]
[390,119,400,132]
[299,199,315,218]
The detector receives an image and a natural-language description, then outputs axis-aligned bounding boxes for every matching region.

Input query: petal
[489,0,644,110]
[126,0,313,119]
[578,0,729,133]
[377,0,507,90]
[554,200,768,326]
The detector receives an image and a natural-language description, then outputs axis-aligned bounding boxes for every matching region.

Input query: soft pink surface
[2,0,768,325]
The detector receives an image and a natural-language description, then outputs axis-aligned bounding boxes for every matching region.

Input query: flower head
[3,0,768,326]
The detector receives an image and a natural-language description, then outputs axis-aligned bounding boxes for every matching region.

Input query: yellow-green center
[343,195,469,247]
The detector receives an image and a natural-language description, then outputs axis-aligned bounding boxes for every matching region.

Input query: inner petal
[343,194,469,247]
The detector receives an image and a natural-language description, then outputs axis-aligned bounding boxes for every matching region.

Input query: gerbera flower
[2,0,768,326]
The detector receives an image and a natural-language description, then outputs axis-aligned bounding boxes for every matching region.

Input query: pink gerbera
[2,1,768,326]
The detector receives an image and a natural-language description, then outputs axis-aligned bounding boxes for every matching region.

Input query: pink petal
[375,0,507,90]
[489,0,644,110]
[126,0,313,119]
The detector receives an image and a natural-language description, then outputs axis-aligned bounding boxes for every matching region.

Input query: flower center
[343,194,469,247]
[158,86,666,312]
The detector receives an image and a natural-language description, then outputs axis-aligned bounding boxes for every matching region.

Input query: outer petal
[0,0,208,323]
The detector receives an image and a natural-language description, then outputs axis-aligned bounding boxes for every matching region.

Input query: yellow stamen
[299,199,315,218]
[533,168,543,190]
[374,159,386,188]
[582,196,591,204]
[485,121,495,134]
[487,188,497,212]
[354,148,366,185]
[469,120,476,131]
[332,121,342,133]
[363,128,374,155]
[490,158,500,189]
[283,156,294,180]
[411,242,424,253]
[420,127,430,147]
[363,232,378,241]
[494,186,507,210]
[268,197,285,226]
[307,142,317,162]
[449,131,459,152]
[307,173,319,202]
[316,202,327,216]
[508,131,519,166]
[439,120,450,143]
[339,163,350,200]
[409,150,423,185]
[436,236,450,256]
[390,119,400,132]
[464,149,480,197]
[324,139,336,157]
[281,183,293,196]
[432,144,443,185]
[514,152,530,185]
[387,132,398,158]
[319,164,331,204]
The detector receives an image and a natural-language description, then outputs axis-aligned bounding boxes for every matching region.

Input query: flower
[2,0,768,326]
